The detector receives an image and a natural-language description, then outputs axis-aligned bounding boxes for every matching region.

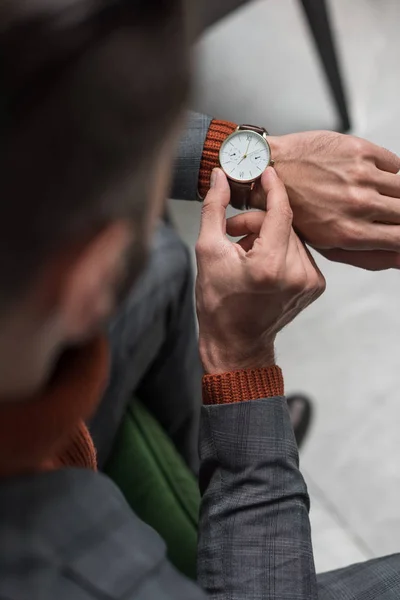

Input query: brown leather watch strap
[229,179,253,210]
[239,124,269,135]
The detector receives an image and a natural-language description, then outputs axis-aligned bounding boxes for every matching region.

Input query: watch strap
[229,180,253,211]
[238,124,269,136]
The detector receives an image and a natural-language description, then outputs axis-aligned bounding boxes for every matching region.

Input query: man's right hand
[195,167,326,374]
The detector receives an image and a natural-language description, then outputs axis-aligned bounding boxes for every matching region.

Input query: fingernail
[210,168,219,188]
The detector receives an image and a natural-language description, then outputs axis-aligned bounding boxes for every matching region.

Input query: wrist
[267,135,286,166]
[199,337,276,375]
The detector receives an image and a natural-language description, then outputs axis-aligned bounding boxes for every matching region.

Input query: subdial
[250,151,268,169]
[227,147,241,163]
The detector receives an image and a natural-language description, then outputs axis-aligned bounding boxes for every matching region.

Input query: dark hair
[0,0,190,309]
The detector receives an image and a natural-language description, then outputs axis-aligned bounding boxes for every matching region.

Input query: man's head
[0,0,190,396]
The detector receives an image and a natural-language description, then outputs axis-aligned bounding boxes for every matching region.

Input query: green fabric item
[104,400,200,581]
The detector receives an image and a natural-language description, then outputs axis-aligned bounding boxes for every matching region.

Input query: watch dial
[219,130,271,182]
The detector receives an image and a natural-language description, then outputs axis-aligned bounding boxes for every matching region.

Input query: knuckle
[249,259,282,287]
[288,270,307,294]
[340,221,362,248]
[350,161,370,184]
[350,137,368,157]
[319,275,327,294]
[278,204,293,223]
[195,239,211,258]
[348,185,364,205]
[201,201,215,219]
[347,186,371,215]
[201,199,226,223]
[362,192,381,216]
[310,271,326,296]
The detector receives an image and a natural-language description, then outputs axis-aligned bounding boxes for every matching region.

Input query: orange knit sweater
[198,119,237,199]
[0,337,108,476]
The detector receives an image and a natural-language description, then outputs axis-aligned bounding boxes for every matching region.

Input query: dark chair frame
[300,0,351,132]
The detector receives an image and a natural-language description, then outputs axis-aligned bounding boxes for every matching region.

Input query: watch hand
[247,148,264,157]
[237,140,253,165]
[229,142,242,155]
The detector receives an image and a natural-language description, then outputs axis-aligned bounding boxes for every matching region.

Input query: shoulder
[0,469,202,599]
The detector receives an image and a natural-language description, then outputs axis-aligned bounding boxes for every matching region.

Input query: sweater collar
[0,336,109,477]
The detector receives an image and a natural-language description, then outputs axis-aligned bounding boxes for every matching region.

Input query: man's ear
[58,221,133,342]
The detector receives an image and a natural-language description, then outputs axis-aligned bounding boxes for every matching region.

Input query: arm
[171,112,212,201]
[194,168,325,598]
[182,112,400,271]
[198,373,317,599]
[171,112,237,201]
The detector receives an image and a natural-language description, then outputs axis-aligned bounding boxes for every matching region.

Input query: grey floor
[169,0,400,574]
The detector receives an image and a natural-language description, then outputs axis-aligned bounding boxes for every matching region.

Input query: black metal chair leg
[300,0,351,132]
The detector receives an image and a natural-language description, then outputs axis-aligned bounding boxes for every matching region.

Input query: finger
[301,242,327,297]
[226,211,264,237]
[373,145,400,174]
[371,195,400,224]
[319,248,400,271]
[256,167,292,254]
[363,223,400,251]
[236,233,259,252]
[375,172,400,199]
[198,168,231,245]
[298,239,325,281]
[289,232,326,296]
[285,229,306,283]
[290,232,318,282]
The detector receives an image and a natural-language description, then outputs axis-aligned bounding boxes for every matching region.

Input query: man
[94,0,400,476]
[0,2,399,600]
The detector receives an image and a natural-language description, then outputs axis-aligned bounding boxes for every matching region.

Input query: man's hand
[196,167,326,374]
[250,131,400,270]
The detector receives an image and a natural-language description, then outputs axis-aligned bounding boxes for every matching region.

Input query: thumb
[198,168,231,244]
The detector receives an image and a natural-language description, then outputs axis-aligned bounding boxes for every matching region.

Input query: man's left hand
[250,130,400,270]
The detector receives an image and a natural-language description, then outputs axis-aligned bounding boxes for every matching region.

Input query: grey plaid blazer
[1,397,399,599]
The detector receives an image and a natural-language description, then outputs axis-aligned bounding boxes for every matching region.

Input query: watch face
[219,129,271,183]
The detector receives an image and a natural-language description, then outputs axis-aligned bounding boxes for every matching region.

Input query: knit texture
[198,119,237,199]
[56,424,98,471]
[202,366,284,405]
[0,336,108,476]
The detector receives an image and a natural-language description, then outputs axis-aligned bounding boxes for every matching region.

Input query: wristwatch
[219,124,274,210]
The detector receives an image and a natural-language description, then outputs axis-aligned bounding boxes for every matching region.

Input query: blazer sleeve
[170,111,212,201]
[197,397,318,600]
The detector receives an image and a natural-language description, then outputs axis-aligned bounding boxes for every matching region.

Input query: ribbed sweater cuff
[202,366,284,405]
[56,423,97,471]
[198,119,237,199]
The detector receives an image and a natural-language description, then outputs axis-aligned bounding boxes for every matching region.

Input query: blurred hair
[0,0,190,310]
